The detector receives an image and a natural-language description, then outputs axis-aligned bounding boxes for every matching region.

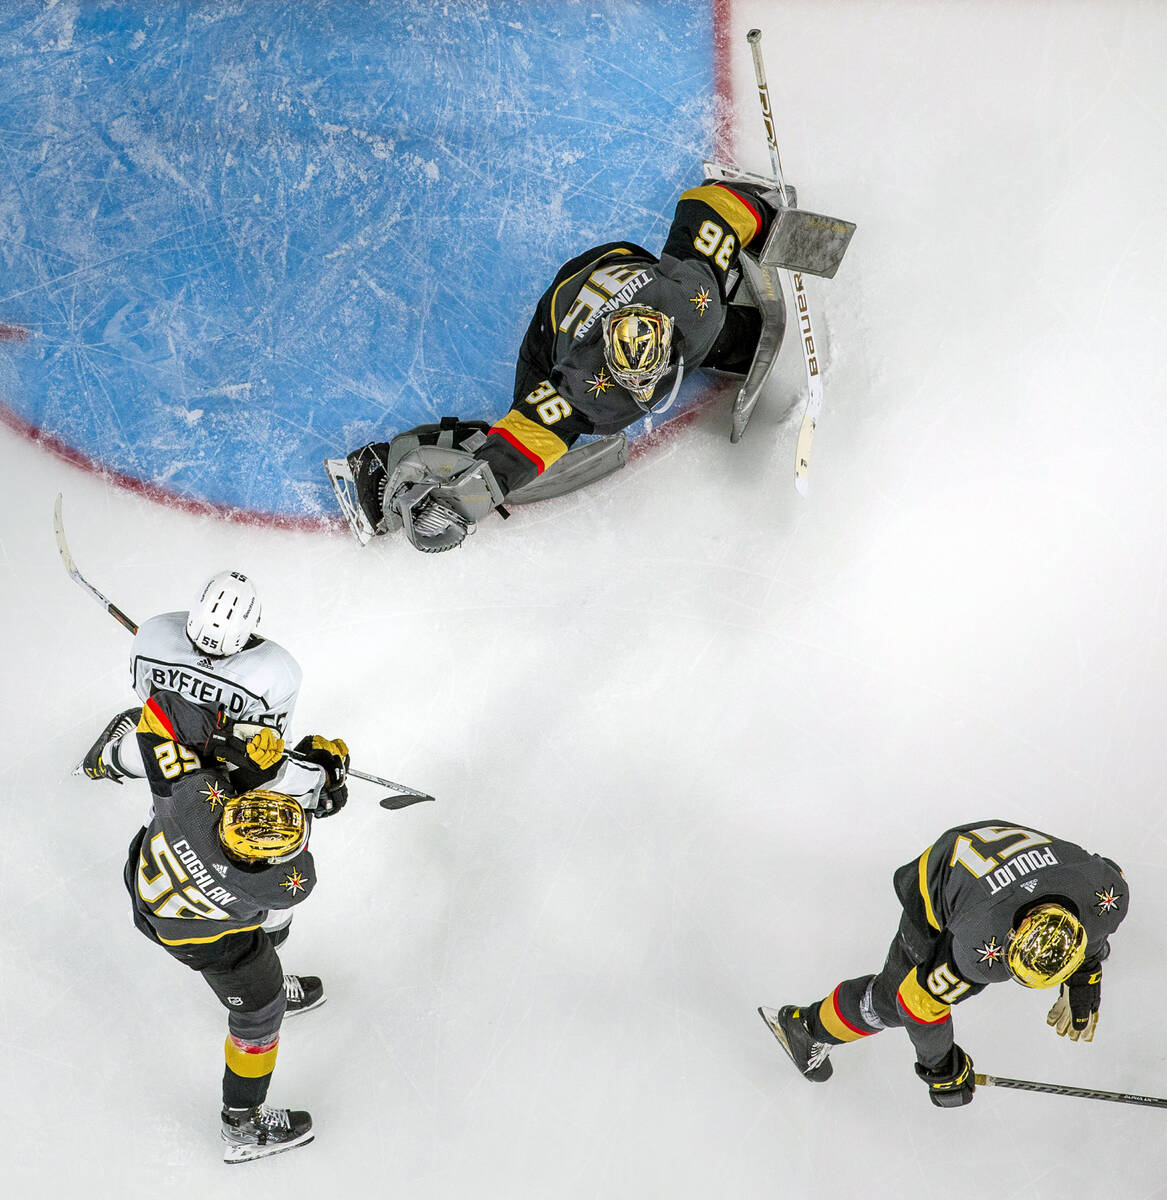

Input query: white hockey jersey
[129,612,302,733]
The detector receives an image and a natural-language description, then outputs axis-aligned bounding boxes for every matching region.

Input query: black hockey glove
[294,735,350,818]
[1046,961,1102,1042]
[915,1045,975,1109]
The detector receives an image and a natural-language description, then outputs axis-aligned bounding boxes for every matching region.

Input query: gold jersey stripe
[681,184,762,246]
[897,970,950,1025]
[817,994,868,1043]
[224,1035,279,1079]
[491,409,569,472]
[157,922,263,947]
[917,845,941,931]
[137,699,173,742]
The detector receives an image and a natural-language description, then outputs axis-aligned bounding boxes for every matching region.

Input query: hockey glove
[1047,961,1102,1042]
[294,735,350,818]
[915,1045,975,1109]
[240,726,285,771]
[385,446,505,553]
[208,715,286,775]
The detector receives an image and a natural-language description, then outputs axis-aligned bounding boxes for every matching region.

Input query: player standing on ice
[759,822,1127,1107]
[79,569,301,787]
[327,173,793,551]
[124,688,349,1162]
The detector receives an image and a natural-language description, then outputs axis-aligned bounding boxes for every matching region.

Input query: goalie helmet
[1005,902,1087,988]
[601,304,674,407]
[186,570,261,656]
[219,789,308,865]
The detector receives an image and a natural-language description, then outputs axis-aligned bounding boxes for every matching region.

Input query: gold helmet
[1005,903,1087,988]
[219,790,308,865]
[601,305,674,404]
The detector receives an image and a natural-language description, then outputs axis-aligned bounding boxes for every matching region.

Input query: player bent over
[329,173,791,551]
[760,821,1127,1108]
[124,689,349,1162]
[81,569,301,786]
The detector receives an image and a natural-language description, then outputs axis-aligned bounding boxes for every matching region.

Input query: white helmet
[186,570,261,656]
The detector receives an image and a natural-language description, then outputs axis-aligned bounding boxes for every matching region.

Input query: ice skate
[221,1103,314,1163]
[323,443,387,545]
[76,707,139,783]
[759,1005,833,1082]
[283,974,325,1015]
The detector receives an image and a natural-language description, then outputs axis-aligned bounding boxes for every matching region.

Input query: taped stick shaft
[976,1073,1167,1108]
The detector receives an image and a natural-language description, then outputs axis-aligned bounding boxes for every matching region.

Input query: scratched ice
[2,2,1166,1197]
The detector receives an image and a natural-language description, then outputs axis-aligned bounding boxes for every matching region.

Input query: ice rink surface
[3,2,1167,1196]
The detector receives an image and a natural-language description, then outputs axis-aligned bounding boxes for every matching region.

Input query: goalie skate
[323,455,377,546]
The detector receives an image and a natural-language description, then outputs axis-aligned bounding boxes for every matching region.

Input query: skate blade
[758,1006,833,1083]
[223,1130,314,1164]
[323,456,375,546]
[70,760,123,784]
[758,1006,791,1051]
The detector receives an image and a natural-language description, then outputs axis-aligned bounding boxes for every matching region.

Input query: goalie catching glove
[294,735,350,818]
[329,418,505,551]
[1046,961,1103,1042]
[383,445,505,553]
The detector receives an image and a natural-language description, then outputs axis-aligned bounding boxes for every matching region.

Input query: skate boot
[283,974,326,1015]
[324,442,391,545]
[348,442,391,530]
[758,1005,833,1082]
[79,707,139,783]
[221,1103,314,1164]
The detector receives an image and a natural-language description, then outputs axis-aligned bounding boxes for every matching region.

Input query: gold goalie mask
[601,305,674,405]
[219,789,308,865]
[1005,903,1087,988]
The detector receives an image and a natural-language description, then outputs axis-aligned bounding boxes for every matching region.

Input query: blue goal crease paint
[0,0,722,523]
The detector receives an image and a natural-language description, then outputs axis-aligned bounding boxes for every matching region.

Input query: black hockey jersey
[478,182,768,494]
[126,691,316,947]
[891,821,1125,1063]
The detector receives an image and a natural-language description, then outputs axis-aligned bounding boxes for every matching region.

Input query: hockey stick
[276,747,436,808]
[341,763,434,806]
[55,493,434,806]
[53,493,139,634]
[975,1073,1167,1109]
[746,29,825,496]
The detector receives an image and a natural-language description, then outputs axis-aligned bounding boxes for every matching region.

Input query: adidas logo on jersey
[1020,879,1039,893]
[213,862,229,877]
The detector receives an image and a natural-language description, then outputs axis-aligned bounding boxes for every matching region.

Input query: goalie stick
[745,28,825,496]
[54,493,434,807]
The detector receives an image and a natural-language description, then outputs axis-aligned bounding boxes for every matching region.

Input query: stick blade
[379,792,436,810]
